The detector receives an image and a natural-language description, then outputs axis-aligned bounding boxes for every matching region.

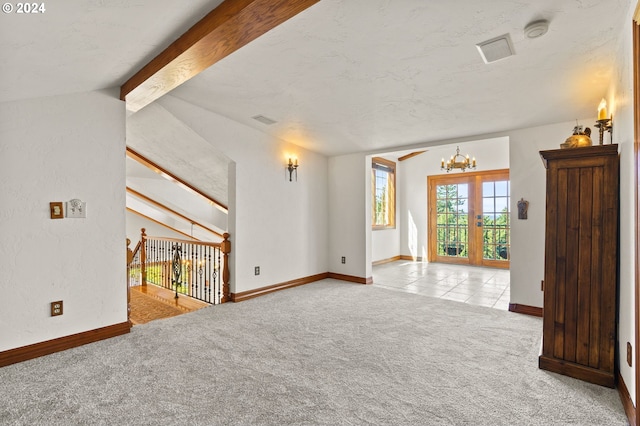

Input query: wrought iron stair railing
[127,228,230,306]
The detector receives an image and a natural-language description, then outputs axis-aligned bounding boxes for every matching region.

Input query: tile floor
[372,260,510,310]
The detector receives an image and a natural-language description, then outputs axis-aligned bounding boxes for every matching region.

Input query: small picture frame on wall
[50,202,64,219]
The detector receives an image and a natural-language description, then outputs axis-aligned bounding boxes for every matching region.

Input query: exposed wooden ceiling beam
[398,151,427,162]
[120,0,321,112]
[126,147,228,213]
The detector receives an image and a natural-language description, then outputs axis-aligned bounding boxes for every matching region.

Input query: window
[372,157,396,229]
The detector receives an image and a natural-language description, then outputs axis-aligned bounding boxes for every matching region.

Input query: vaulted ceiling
[1,0,630,156]
[0,0,631,238]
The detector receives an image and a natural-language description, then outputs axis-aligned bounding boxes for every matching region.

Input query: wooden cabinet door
[539,145,618,388]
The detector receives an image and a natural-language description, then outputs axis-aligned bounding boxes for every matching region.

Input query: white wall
[371,156,401,263]
[607,4,637,403]
[0,90,126,352]
[507,120,594,308]
[372,228,400,263]
[158,95,329,293]
[399,138,509,261]
[328,154,372,279]
[126,210,198,244]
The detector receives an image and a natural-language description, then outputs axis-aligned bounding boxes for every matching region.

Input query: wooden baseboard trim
[231,273,330,302]
[539,355,615,388]
[231,272,374,303]
[400,255,424,261]
[617,372,636,425]
[372,256,401,266]
[508,303,543,317]
[0,321,131,368]
[328,272,373,284]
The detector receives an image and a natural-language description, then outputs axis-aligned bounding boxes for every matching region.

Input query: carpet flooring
[0,280,627,425]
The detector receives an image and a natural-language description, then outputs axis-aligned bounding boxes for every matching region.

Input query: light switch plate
[50,202,64,219]
[66,199,86,218]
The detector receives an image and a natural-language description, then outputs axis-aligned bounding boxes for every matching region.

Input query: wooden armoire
[538,144,619,388]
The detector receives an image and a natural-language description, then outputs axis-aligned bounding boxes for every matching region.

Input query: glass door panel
[435,184,469,258]
[481,180,510,263]
[428,169,509,269]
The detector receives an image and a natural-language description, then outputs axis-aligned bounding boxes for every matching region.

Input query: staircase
[126,228,231,325]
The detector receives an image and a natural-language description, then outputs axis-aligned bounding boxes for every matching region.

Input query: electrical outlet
[51,301,63,317]
[254,266,260,276]
[628,342,632,367]
[341,256,346,264]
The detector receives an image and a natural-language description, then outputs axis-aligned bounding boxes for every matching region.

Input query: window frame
[371,157,396,230]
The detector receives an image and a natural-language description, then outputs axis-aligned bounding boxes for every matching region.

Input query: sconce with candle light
[286,157,299,181]
[594,98,613,145]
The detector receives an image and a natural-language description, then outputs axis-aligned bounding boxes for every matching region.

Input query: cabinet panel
[539,145,618,388]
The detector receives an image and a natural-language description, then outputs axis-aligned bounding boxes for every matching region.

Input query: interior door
[428,169,510,268]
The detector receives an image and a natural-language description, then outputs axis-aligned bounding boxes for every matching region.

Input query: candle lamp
[286,157,299,181]
[594,98,613,145]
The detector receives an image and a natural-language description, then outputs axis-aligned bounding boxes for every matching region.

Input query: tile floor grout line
[373,261,510,311]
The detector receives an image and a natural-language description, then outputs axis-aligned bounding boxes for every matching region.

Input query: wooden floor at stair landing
[129,284,209,325]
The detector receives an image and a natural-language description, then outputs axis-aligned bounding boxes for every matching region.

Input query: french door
[428,169,510,268]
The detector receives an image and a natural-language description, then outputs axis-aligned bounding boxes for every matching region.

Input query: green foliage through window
[435,184,469,257]
[372,158,396,228]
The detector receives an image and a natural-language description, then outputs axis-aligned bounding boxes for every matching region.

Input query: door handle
[477,222,482,227]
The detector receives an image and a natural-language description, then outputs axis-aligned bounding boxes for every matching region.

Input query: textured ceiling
[127,103,230,207]
[171,0,630,155]
[0,0,222,103]
[0,0,631,157]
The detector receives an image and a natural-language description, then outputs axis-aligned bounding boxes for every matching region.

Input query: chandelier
[441,146,476,172]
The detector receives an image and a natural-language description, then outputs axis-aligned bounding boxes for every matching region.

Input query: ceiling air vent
[476,34,515,64]
[252,115,277,125]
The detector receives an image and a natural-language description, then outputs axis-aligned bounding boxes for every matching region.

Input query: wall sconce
[286,158,299,182]
[594,98,613,145]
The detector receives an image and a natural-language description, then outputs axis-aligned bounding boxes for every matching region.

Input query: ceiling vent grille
[252,115,277,125]
[476,34,515,64]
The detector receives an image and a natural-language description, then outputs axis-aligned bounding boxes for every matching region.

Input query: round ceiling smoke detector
[524,20,549,39]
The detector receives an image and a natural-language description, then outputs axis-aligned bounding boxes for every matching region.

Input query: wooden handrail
[127,148,228,213]
[127,187,224,238]
[127,208,201,241]
[130,240,142,261]
[147,235,222,247]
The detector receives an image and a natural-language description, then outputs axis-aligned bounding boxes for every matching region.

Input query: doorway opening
[428,169,510,269]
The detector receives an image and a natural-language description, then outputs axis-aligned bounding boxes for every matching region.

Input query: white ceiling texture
[1,0,630,154]
[170,0,630,156]
[0,0,631,237]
